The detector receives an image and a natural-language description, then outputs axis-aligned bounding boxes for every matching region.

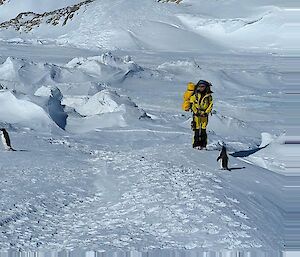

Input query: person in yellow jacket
[189,80,213,149]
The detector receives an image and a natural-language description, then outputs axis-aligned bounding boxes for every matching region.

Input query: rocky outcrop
[0,0,94,32]
[0,0,8,5]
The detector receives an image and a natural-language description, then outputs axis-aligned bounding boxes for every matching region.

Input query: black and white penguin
[217,145,230,170]
[0,128,15,151]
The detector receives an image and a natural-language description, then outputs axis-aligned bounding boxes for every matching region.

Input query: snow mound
[66,53,143,80]
[210,112,258,138]
[0,56,22,81]
[34,85,68,130]
[34,85,62,99]
[177,14,267,34]
[76,90,133,116]
[0,54,151,133]
[65,89,149,133]
[177,7,292,51]
[244,135,294,175]
[157,60,201,77]
[0,90,54,131]
[0,54,144,94]
[0,57,92,92]
[52,81,107,96]
[259,132,276,148]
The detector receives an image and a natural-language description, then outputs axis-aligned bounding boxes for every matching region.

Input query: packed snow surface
[0,45,294,252]
[0,0,298,254]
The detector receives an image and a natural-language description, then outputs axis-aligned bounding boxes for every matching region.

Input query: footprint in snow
[202,223,221,235]
[227,221,242,228]
[232,209,249,219]
[184,242,197,250]
[213,184,223,189]
[215,201,227,207]
[226,197,240,204]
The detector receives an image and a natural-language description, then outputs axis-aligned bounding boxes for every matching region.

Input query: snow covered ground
[0,0,298,255]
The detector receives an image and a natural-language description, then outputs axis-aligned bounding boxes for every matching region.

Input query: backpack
[182,82,196,111]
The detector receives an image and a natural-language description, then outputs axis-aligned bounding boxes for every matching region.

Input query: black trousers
[193,128,207,148]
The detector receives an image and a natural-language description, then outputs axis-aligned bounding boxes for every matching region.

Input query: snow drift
[65,53,143,81]
[65,89,149,133]
[34,85,68,130]
[0,90,54,130]
[0,0,295,53]
[0,53,150,133]
[245,134,300,176]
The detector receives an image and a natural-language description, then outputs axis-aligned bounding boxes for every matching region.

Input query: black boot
[200,129,207,148]
[193,129,201,148]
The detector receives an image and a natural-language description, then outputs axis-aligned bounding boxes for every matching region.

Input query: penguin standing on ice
[0,128,16,151]
[217,145,230,171]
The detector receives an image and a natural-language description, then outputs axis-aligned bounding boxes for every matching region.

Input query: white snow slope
[0,0,298,53]
[0,0,298,255]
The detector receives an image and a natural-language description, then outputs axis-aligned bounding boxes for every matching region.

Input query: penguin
[217,145,230,171]
[0,128,16,151]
